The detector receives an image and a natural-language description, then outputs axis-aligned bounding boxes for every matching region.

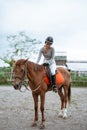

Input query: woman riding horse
[36,36,57,92]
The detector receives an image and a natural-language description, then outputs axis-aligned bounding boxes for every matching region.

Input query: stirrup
[52,85,58,93]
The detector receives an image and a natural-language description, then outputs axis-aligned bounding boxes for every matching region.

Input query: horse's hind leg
[62,87,68,118]
[58,86,68,118]
[63,84,71,118]
[31,93,38,127]
[58,87,65,117]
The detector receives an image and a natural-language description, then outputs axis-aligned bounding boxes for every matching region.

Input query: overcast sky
[0,0,87,66]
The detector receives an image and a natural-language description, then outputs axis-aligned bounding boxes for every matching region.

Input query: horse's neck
[27,62,35,78]
[26,61,43,84]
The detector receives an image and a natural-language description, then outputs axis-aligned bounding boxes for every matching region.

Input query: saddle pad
[56,71,64,85]
[44,71,64,85]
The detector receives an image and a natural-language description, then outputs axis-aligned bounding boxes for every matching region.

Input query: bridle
[13,63,29,92]
[13,63,43,92]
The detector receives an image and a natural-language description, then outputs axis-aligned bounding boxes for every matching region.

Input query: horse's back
[57,67,70,76]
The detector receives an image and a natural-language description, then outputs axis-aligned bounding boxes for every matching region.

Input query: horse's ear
[24,58,29,64]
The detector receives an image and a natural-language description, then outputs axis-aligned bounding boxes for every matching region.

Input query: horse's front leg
[32,93,38,127]
[40,92,45,129]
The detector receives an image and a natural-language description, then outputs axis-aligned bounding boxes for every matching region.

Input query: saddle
[43,63,64,86]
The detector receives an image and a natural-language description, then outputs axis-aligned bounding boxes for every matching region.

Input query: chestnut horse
[12,59,71,129]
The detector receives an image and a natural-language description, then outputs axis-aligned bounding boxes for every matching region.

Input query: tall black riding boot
[51,75,58,93]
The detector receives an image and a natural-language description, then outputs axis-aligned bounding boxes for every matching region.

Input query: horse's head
[12,59,28,90]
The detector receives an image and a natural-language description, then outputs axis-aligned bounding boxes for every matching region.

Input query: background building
[55,51,67,66]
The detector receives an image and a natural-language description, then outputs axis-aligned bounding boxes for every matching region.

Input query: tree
[0,32,42,67]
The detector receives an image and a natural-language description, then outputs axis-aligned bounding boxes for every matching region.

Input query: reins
[28,79,44,93]
[31,84,41,93]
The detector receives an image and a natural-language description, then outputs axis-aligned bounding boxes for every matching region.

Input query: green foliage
[0,58,14,67]
[0,31,42,67]
[0,67,11,85]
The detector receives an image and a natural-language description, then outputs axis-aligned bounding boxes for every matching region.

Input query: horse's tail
[68,82,71,104]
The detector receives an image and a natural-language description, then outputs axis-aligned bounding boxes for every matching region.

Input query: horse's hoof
[31,122,37,127]
[58,113,63,117]
[63,109,67,119]
[58,111,63,117]
[59,114,63,118]
[63,114,67,119]
[39,124,45,129]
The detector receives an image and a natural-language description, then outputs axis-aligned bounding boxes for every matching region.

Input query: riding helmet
[45,36,53,44]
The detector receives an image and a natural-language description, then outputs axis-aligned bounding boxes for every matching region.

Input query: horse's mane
[15,59,44,72]
[27,61,44,71]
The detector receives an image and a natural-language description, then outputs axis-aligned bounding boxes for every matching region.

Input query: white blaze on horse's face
[13,62,25,90]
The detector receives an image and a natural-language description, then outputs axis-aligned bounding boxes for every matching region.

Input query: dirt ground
[0,86,87,130]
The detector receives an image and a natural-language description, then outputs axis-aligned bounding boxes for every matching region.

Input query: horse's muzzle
[13,82,21,90]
